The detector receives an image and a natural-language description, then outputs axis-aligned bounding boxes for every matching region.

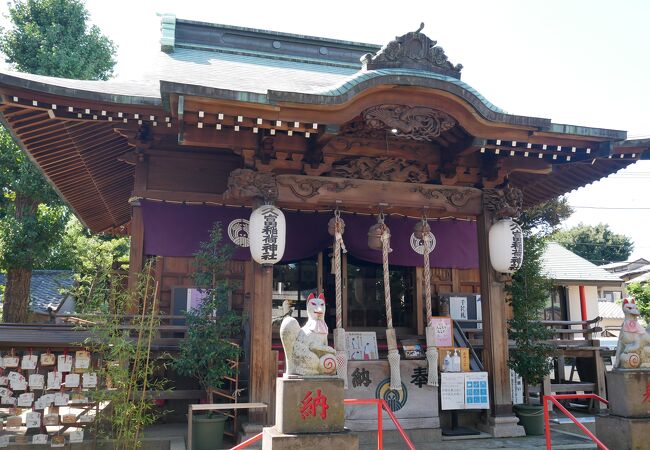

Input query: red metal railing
[543,393,609,450]
[344,398,415,450]
[231,398,414,450]
[231,432,262,450]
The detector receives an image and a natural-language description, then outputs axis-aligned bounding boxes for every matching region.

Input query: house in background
[601,258,650,284]
[0,270,75,322]
[541,242,623,333]
[597,300,625,337]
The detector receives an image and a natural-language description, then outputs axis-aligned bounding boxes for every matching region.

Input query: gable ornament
[361,23,463,78]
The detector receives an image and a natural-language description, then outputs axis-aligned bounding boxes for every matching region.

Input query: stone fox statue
[614,297,650,369]
[280,293,337,376]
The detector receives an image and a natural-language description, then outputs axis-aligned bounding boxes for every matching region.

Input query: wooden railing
[457,317,603,349]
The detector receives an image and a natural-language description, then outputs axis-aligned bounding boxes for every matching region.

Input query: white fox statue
[614,297,650,369]
[280,293,337,377]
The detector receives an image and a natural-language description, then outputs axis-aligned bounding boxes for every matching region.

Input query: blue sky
[2,0,649,258]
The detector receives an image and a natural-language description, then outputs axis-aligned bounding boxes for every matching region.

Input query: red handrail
[344,398,415,450]
[231,398,415,450]
[231,432,262,450]
[543,393,609,450]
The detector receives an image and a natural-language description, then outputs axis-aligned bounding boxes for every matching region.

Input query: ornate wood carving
[224,173,482,215]
[328,157,428,183]
[257,136,276,164]
[276,176,358,200]
[362,105,456,142]
[412,186,476,209]
[361,23,463,78]
[225,168,278,202]
[483,185,523,219]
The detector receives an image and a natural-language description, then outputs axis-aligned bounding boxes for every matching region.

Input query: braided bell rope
[422,220,439,386]
[333,210,348,386]
[380,217,401,391]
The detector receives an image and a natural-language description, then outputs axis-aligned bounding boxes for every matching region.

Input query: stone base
[606,369,650,418]
[345,417,439,431]
[345,359,439,430]
[275,376,344,434]
[477,415,525,438]
[262,426,359,450]
[596,414,650,450]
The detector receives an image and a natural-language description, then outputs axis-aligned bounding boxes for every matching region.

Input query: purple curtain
[141,200,478,269]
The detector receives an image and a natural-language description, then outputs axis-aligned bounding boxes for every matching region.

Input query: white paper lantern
[488,218,523,273]
[249,204,286,265]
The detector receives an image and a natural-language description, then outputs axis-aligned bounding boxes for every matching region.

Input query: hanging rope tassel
[330,211,348,387]
[422,229,439,387]
[381,222,402,391]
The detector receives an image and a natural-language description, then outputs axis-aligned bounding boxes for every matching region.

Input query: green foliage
[42,216,130,312]
[625,282,650,324]
[83,263,167,449]
[172,223,243,396]
[519,197,573,236]
[0,0,117,321]
[0,200,67,268]
[552,223,633,265]
[507,235,554,390]
[0,0,116,80]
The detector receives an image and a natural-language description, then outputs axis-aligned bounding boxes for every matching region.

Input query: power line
[571,206,650,210]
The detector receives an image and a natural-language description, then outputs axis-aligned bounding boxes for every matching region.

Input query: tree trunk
[3,267,32,322]
[3,193,39,323]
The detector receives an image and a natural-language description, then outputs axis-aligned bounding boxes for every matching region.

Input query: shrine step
[237,422,263,449]
[355,427,441,446]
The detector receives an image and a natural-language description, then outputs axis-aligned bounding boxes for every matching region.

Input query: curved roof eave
[0,72,162,107]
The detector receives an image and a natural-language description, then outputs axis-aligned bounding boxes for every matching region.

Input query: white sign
[47,371,63,390]
[449,296,468,321]
[17,392,34,407]
[69,430,84,443]
[57,354,73,372]
[82,372,97,388]
[0,436,9,448]
[441,371,490,410]
[54,392,70,406]
[65,373,80,388]
[29,374,45,390]
[440,372,466,410]
[74,351,91,370]
[346,332,378,360]
[26,411,41,428]
[22,354,38,370]
[32,434,48,445]
[510,369,524,405]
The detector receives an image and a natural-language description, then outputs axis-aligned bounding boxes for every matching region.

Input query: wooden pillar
[477,211,514,417]
[128,152,148,294]
[128,198,144,293]
[247,261,273,424]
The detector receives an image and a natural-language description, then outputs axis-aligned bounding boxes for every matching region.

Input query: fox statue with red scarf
[280,293,337,376]
[614,297,650,369]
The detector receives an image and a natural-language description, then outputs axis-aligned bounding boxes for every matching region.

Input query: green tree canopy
[0,0,116,322]
[624,282,650,325]
[0,0,116,80]
[506,196,571,400]
[552,223,634,265]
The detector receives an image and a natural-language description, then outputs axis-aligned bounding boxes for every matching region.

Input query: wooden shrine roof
[0,16,646,233]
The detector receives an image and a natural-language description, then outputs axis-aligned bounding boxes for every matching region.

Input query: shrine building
[1,15,647,439]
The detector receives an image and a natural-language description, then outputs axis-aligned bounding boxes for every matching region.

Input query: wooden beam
[226,172,483,216]
[127,198,145,296]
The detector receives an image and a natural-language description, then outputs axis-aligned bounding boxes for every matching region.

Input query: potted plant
[173,224,243,450]
[507,233,554,435]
